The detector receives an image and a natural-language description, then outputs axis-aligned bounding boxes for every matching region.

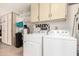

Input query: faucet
[47,25,50,34]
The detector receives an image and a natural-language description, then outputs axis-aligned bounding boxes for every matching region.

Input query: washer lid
[44,35,77,41]
[48,30,71,36]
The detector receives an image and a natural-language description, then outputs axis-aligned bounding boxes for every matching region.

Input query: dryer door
[24,41,42,56]
[23,34,42,56]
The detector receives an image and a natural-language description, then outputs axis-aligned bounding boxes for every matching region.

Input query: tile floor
[0,42,78,56]
[0,42,23,56]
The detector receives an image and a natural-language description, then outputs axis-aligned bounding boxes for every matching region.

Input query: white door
[2,13,12,45]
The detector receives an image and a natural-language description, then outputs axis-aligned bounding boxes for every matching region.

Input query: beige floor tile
[0,42,23,56]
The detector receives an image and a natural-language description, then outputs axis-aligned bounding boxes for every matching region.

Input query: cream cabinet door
[51,3,67,20]
[31,3,39,22]
[39,3,50,21]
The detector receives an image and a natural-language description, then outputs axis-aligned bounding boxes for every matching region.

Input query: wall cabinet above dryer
[39,3,50,21]
[30,3,67,22]
[50,3,67,20]
[1,12,18,46]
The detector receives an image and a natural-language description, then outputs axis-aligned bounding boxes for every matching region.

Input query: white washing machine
[23,33,45,56]
[23,30,77,56]
[43,30,77,56]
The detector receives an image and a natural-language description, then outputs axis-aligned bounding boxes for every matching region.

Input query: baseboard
[77,50,79,53]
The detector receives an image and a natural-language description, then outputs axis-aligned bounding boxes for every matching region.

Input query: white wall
[33,19,67,31]
[66,4,79,36]
[0,3,30,17]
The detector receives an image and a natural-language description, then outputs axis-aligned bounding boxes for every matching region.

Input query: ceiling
[0,3,30,16]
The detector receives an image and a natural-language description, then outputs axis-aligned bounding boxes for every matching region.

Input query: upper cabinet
[51,3,67,20]
[39,3,50,21]
[31,3,39,22]
[31,3,67,22]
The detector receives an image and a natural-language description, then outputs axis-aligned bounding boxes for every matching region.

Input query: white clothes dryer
[23,33,45,56]
[43,30,77,56]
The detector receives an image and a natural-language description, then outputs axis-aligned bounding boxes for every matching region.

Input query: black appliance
[15,32,23,48]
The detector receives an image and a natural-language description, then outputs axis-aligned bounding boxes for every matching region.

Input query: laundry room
[23,3,78,56]
[0,3,79,56]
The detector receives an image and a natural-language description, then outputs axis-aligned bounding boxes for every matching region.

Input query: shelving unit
[0,12,19,45]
